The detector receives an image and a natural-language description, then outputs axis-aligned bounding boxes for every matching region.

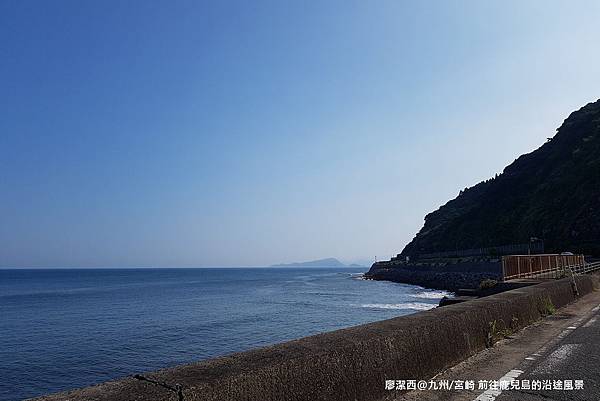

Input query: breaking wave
[359,302,436,311]
[411,290,450,299]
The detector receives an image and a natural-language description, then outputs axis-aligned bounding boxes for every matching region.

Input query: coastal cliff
[402,99,600,258]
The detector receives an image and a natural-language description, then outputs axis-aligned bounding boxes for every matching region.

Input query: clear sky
[2,1,600,267]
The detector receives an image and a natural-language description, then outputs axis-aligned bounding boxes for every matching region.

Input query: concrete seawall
[33,275,599,401]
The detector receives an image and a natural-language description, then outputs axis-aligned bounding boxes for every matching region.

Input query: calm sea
[0,268,449,401]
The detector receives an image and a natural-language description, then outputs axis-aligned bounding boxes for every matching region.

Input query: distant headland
[271,258,364,268]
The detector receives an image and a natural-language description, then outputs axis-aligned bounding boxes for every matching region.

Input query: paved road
[494,302,600,401]
[387,288,600,401]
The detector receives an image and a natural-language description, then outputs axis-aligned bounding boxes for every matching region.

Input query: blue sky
[2,1,600,267]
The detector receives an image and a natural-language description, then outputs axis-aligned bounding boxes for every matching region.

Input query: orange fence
[502,254,585,280]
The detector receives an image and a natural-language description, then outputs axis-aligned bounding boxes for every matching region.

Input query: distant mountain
[402,99,600,258]
[271,258,351,268]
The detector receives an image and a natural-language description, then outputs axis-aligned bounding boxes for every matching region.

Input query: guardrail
[502,254,585,281]
[415,241,544,260]
[502,255,600,281]
[572,261,600,275]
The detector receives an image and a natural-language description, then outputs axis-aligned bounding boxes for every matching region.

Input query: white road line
[473,369,524,401]
[556,328,573,339]
[473,302,598,401]
[472,301,598,401]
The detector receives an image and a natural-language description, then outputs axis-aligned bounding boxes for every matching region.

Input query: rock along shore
[364,260,502,291]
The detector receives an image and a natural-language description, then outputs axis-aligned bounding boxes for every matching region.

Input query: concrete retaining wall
[33,275,599,401]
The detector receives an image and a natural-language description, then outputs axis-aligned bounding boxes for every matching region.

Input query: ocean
[0,268,449,401]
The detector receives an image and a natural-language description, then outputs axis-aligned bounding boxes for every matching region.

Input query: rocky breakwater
[365,259,502,292]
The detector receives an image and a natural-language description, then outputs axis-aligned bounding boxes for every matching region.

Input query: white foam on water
[411,290,450,299]
[359,302,437,311]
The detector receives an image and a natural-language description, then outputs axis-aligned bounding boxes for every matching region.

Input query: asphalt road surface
[388,288,600,401]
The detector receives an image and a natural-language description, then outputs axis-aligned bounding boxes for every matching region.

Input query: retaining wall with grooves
[32,275,599,401]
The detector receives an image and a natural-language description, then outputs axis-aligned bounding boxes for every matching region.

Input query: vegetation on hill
[402,99,600,257]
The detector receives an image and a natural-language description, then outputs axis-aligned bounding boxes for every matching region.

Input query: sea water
[0,268,449,401]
